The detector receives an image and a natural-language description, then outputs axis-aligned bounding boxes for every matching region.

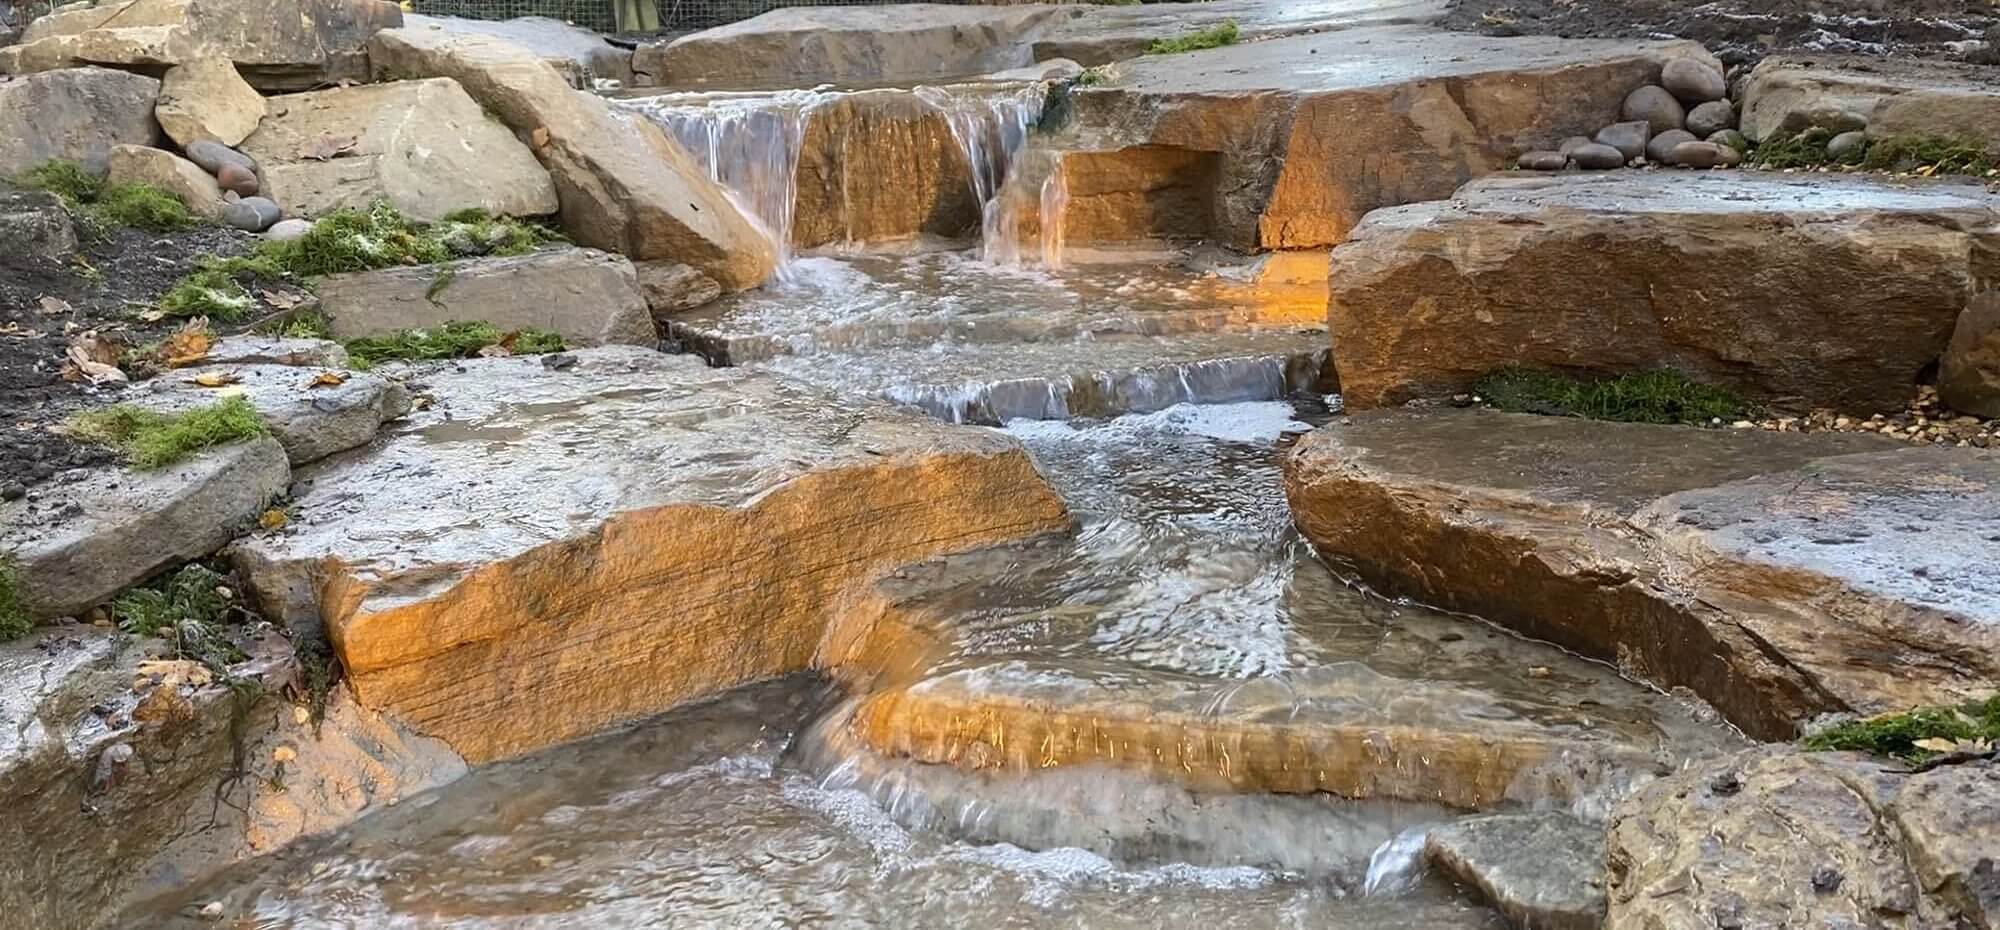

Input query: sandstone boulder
[1,437,287,620]
[367,26,776,291]
[317,248,656,348]
[154,56,265,147]
[1327,173,2000,412]
[634,4,1072,88]
[0,189,77,261]
[231,348,1071,762]
[1284,409,2000,739]
[797,89,988,247]
[106,144,224,218]
[403,13,633,86]
[204,334,348,367]
[1941,293,2000,418]
[0,67,161,177]
[128,364,408,465]
[1038,26,1717,250]
[0,0,403,91]
[634,259,722,318]
[1606,747,1998,930]
[1426,813,1606,930]
[1741,54,2000,146]
[240,78,557,222]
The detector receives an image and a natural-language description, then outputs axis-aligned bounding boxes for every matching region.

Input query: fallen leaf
[476,344,512,358]
[38,296,73,315]
[258,508,289,531]
[301,133,358,161]
[1914,737,1961,753]
[188,370,242,388]
[137,308,166,322]
[160,317,215,368]
[259,289,304,310]
[307,370,348,388]
[64,347,128,384]
[68,330,123,367]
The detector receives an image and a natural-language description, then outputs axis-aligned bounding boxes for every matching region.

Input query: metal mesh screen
[411,0,622,32]
[408,0,1064,35]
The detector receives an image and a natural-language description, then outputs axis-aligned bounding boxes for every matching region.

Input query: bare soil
[1440,0,2000,67]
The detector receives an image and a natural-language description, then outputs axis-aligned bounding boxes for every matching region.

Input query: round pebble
[1644,129,1697,165]
[1558,135,1594,156]
[1517,150,1569,171]
[1666,140,1729,168]
[1661,58,1727,103]
[184,140,256,176]
[1685,100,1736,138]
[222,196,281,232]
[1593,121,1651,161]
[1828,130,1869,159]
[1707,129,1749,152]
[1569,143,1626,170]
[263,217,312,241]
[1622,85,1685,132]
[215,163,259,197]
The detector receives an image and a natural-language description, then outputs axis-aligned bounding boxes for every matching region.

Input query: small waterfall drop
[915,83,1047,260]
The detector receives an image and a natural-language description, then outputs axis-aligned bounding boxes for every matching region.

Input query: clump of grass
[0,555,30,642]
[113,563,247,670]
[14,158,103,206]
[1859,135,1997,175]
[1472,368,1751,425]
[12,159,196,231]
[67,396,270,470]
[1074,65,1111,87]
[343,320,565,367]
[1804,695,2000,763]
[1745,128,1847,170]
[1145,20,1238,54]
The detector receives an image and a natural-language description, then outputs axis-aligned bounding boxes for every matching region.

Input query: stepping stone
[232,346,1070,763]
[317,247,656,348]
[127,363,409,466]
[1283,407,2000,739]
[1426,813,1606,930]
[1326,172,2000,412]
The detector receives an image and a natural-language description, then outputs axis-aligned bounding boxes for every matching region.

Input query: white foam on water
[1005,401,1309,446]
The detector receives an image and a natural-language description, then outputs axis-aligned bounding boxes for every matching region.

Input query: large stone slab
[1283,408,2000,739]
[1606,747,1997,930]
[316,247,656,348]
[366,26,777,291]
[241,77,557,222]
[232,347,1071,763]
[1327,173,2000,412]
[403,13,633,86]
[1425,813,1606,930]
[154,56,264,147]
[1034,26,1717,251]
[0,0,403,91]
[126,364,409,465]
[1740,54,2000,147]
[1,437,288,620]
[0,67,161,177]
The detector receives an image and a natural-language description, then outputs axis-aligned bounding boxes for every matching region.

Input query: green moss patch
[66,396,270,470]
[0,555,29,642]
[1146,20,1238,54]
[12,159,197,232]
[15,159,104,205]
[343,320,565,368]
[1805,696,2000,763]
[1749,130,1997,175]
[1473,368,1752,425]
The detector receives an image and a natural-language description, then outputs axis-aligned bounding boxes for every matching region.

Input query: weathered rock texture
[1283,409,2000,740]
[793,89,984,247]
[0,0,403,90]
[317,248,656,348]
[1326,173,2000,412]
[232,347,1070,763]
[0,188,78,260]
[366,26,777,291]
[1032,27,1716,251]
[1607,747,1999,930]
[154,56,263,147]
[0,67,161,177]
[106,144,223,218]
[1,437,288,620]
[1740,54,2000,147]
[1426,813,1606,930]
[403,12,633,86]
[1942,293,2000,418]
[129,364,409,465]
[241,78,557,222]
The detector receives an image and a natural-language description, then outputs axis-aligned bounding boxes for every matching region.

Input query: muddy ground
[0,214,257,492]
[1441,0,2000,66]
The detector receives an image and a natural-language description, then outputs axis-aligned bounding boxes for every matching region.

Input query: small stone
[215,163,259,197]
[1731,420,1755,429]
[1685,99,1736,137]
[1558,135,1594,156]
[1622,85,1685,132]
[1713,144,1743,168]
[0,482,23,501]
[1827,131,1868,160]
[1593,120,1651,161]
[1645,129,1699,165]
[184,139,256,176]
[1569,143,1626,170]
[1517,150,1568,171]
[541,352,579,371]
[222,196,281,232]
[292,704,311,725]
[273,745,297,764]
[1709,771,1742,796]
[199,901,225,920]
[1708,129,1749,151]
[1667,141,1730,169]
[1810,865,1844,894]
[264,218,312,242]
[1661,58,1727,103]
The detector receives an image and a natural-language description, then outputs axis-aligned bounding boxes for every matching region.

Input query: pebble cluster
[1733,387,1998,448]
[184,139,288,234]
[1517,58,1743,171]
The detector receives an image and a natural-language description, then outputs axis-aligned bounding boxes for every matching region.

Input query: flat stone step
[1283,407,2000,740]
[232,346,1070,764]
[1327,172,2000,413]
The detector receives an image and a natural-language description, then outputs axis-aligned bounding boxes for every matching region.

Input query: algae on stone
[1804,696,2000,762]
[67,396,271,469]
[341,320,565,367]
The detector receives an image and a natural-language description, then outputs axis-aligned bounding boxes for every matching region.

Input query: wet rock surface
[1606,747,2000,930]
[402,13,633,86]
[0,67,162,176]
[317,247,656,347]
[241,77,557,222]
[231,347,1070,763]
[1425,813,1606,930]
[1327,172,2000,412]
[1740,54,2000,145]
[126,364,409,466]
[1283,408,1999,739]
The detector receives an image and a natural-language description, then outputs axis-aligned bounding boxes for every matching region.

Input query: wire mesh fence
[409,0,1060,35]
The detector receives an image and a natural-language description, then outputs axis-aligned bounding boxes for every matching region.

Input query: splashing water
[1363,827,1433,896]
[623,89,826,268]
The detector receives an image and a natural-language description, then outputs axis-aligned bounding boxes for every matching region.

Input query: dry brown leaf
[308,370,349,388]
[258,508,289,531]
[161,317,215,368]
[69,330,122,367]
[38,295,73,316]
[476,344,512,358]
[1914,737,1960,753]
[188,370,242,388]
[301,133,359,161]
[64,346,128,384]
[259,289,305,310]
